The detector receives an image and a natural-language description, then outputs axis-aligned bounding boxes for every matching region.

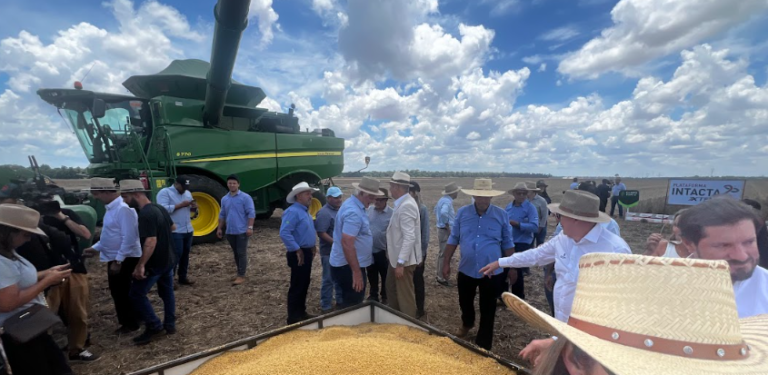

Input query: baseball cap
[326,186,342,197]
[0,183,21,199]
[175,176,190,187]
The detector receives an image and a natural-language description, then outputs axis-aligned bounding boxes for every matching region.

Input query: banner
[618,190,640,208]
[667,179,745,206]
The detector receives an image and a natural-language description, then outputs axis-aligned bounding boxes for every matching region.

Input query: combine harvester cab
[127,301,528,375]
[37,0,344,243]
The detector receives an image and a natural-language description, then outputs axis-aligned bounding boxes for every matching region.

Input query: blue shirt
[219,190,256,235]
[280,203,317,251]
[367,206,393,253]
[611,182,627,196]
[570,182,579,190]
[315,204,338,257]
[156,186,193,234]
[448,204,514,279]
[330,195,374,268]
[505,200,539,244]
[435,195,456,228]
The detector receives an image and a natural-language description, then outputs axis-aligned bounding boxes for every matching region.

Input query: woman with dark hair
[0,204,73,375]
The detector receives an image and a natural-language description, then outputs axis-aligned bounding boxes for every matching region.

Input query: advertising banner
[618,190,640,208]
[667,179,745,206]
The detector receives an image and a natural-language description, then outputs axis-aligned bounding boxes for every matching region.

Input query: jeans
[1,333,72,375]
[366,251,388,302]
[436,228,451,280]
[534,226,547,247]
[286,248,313,324]
[331,264,367,308]
[172,232,193,280]
[320,255,343,310]
[414,263,425,314]
[610,196,624,217]
[129,266,176,331]
[457,272,497,350]
[107,257,140,329]
[226,233,249,276]
[508,242,532,300]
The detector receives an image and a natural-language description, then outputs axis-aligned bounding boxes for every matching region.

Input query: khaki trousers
[386,264,417,318]
[436,228,451,280]
[47,273,90,355]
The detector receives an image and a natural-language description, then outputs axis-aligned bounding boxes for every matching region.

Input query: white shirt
[92,196,142,262]
[498,224,631,322]
[733,266,768,318]
[663,242,681,258]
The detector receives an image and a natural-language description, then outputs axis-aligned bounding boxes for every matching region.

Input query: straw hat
[0,204,46,236]
[524,181,541,192]
[84,177,118,192]
[508,181,537,194]
[389,171,411,187]
[352,177,385,196]
[548,190,610,223]
[536,180,548,188]
[461,178,505,197]
[286,182,319,204]
[441,182,461,195]
[119,179,149,193]
[502,253,768,375]
[377,188,391,200]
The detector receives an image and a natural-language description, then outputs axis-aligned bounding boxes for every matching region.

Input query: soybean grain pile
[191,324,514,375]
[60,177,768,375]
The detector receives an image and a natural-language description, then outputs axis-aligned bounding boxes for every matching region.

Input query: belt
[438,227,450,230]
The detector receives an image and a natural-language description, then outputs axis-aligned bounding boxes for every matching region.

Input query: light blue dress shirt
[219,190,256,235]
[505,200,539,244]
[611,182,627,196]
[435,195,456,228]
[156,186,193,234]
[280,203,317,251]
[330,195,374,268]
[448,204,514,279]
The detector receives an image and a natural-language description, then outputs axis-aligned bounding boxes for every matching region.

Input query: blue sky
[1,0,767,176]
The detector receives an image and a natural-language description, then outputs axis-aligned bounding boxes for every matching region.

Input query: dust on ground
[74,178,682,374]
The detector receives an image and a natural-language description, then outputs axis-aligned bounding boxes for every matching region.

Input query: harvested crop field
[65,177,768,374]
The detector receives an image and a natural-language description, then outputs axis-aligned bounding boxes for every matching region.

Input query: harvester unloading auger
[37,0,344,243]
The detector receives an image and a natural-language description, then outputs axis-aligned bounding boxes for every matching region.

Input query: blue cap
[326,186,342,197]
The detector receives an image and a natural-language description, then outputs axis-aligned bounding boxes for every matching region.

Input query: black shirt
[16,221,69,272]
[539,191,552,204]
[42,209,88,274]
[596,184,611,200]
[758,223,768,269]
[139,203,176,272]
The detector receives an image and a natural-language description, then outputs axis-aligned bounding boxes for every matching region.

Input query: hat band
[391,179,410,185]
[568,317,749,360]
[558,204,599,218]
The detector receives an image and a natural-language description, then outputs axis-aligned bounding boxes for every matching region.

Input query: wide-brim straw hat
[502,253,768,375]
[389,171,411,187]
[524,181,541,192]
[508,181,538,194]
[118,179,149,193]
[0,204,46,236]
[84,177,119,192]
[352,177,385,196]
[461,178,505,197]
[548,189,610,223]
[286,182,319,204]
[376,187,391,200]
[441,182,461,195]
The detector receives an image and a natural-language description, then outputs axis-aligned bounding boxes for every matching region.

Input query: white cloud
[480,0,520,16]
[249,0,280,47]
[558,0,768,79]
[539,25,579,42]
[538,63,547,72]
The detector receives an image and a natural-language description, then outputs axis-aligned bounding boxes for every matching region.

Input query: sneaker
[69,349,101,362]
[132,327,165,345]
[232,276,246,286]
[179,278,195,286]
[114,325,140,335]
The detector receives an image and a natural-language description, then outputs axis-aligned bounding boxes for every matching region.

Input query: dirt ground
[65,177,682,375]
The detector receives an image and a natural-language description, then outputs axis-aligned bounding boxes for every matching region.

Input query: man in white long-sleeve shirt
[83,178,142,333]
[480,190,630,361]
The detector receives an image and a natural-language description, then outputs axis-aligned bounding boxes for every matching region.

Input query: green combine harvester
[37,0,345,243]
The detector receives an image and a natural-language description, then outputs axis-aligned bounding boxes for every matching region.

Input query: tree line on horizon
[341,170,552,178]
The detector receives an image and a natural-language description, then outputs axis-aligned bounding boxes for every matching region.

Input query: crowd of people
[0,172,766,375]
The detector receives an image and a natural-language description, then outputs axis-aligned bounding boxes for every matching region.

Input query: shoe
[301,313,318,321]
[114,325,140,335]
[436,279,451,287]
[455,326,471,338]
[165,326,177,335]
[132,327,165,345]
[366,296,380,303]
[320,307,334,314]
[69,349,101,362]
[232,276,246,286]
[416,310,426,319]
[179,278,195,286]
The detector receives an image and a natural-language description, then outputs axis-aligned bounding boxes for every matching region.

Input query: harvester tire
[188,175,227,244]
